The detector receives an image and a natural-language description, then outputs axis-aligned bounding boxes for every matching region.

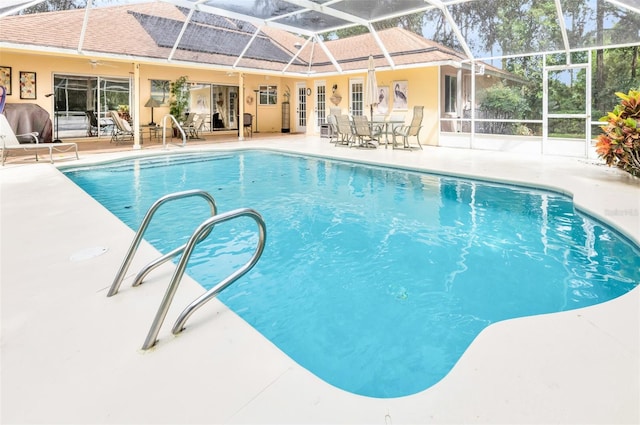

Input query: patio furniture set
[88,110,207,145]
[327,105,424,150]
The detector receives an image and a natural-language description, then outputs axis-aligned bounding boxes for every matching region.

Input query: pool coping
[2,136,639,424]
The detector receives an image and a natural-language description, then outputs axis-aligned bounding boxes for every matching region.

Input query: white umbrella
[365,55,379,118]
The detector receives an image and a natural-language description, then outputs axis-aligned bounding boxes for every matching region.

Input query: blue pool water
[64,150,640,398]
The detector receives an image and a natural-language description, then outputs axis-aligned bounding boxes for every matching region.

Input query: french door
[349,78,364,116]
[295,82,307,133]
[314,81,327,132]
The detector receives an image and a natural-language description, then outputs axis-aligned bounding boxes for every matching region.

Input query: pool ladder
[161,114,187,149]
[107,189,267,350]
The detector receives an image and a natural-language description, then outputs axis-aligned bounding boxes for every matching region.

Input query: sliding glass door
[53,74,130,138]
[186,82,239,131]
[52,74,241,138]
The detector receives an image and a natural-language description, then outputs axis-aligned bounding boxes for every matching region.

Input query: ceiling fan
[89,59,117,69]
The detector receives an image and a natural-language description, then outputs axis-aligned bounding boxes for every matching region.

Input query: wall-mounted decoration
[0,66,12,95]
[377,86,389,114]
[330,83,341,105]
[392,80,408,110]
[19,71,36,99]
[150,79,170,105]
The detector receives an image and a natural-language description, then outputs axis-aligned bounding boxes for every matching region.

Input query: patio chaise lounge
[109,110,135,144]
[0,114,78,166]
[182,113,205,139]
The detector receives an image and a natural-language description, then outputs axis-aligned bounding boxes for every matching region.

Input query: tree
[169,76,189,123]
[21,0,87,14]
[477,81,531,134]
[592,47,640,118]
[325,12,425,40]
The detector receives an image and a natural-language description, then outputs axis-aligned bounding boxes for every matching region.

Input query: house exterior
[0,2,481,146]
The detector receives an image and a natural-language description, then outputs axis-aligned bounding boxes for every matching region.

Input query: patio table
[140,124,161,143]
[371,118,405,148]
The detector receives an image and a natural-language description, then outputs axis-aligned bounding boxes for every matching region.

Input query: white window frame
[259,85,277,105]
[444,75,457,114]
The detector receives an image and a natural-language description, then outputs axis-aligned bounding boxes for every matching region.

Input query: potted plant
[595,89,640,177]
[117,104,131,123]
[169,75,189,124]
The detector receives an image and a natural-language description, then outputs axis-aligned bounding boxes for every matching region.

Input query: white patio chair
[0,114,78,165]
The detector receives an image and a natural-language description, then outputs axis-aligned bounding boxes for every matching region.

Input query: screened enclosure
[1,0,639,153]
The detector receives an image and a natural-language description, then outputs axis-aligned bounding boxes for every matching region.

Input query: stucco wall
[1,51,290,131]
[307,66,439,146]
[1,50,441,144]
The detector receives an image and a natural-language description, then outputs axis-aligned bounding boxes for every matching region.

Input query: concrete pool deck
[1,135,639,424]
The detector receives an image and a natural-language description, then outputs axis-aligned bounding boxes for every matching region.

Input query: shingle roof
[0,2,467,75]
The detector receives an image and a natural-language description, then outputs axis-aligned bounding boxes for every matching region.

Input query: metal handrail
[162,114,187,148]
[142,208,266,350]
[131,245,184,288]
[107,189,217,297]
[130,218,230,287]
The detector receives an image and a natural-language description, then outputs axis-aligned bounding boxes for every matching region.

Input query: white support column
[133,63,141,150]
[470,61,476,150]
[239,73,245,141]
[456,66,463,132]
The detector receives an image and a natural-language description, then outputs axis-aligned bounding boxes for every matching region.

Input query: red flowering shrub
[595,89,640,177]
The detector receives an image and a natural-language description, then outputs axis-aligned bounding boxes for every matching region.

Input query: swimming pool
[64,150,640,398]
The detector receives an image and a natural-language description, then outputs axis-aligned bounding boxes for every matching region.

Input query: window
[445,75,457,113]
[259,85,277,105]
